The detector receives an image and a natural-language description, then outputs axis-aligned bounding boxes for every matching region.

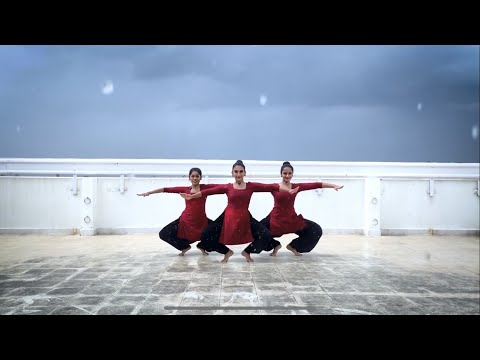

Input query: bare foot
[221,250,234,263]
[241,251,254,262]
[197,244,209,256]
[270,244,282,257]
[178,245,191,256]
[286,244,302,256]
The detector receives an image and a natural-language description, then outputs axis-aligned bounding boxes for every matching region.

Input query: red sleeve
[295,182,323,192]
[163,186,189,194]
[200,184,223,190]
[200,184,228,197]
[249,182,280,192]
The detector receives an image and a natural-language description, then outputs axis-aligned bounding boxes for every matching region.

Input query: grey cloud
[0,45,478,162]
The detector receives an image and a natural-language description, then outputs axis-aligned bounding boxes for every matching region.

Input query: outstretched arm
[137,186,188,197]
[249,182,281,192]
[201,184,223,190]
[293,182,343,192]
[180,185,228,200]
[321,182,344,191]
[137,187,165,197]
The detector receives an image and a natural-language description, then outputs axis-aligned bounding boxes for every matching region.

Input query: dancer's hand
[289,186,300,195]
[180,193,193,200]
[137,192,150,197]
[333,185,344,191]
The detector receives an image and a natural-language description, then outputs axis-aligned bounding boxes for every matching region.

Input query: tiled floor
[0,234,478,315]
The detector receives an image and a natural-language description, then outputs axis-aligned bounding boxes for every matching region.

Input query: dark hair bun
[282,161,291,166]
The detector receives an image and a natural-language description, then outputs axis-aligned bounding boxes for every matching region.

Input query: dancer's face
[281,167,293,184]
[231,165,245,183]
[189,171,201,186]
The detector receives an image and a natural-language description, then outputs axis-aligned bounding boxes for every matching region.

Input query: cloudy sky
[0,45,478,162]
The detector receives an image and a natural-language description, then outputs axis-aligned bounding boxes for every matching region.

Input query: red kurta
[268,182,323,236]
[200,182,280,245]
[163,184,219,242]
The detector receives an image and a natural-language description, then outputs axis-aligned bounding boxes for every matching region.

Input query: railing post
[364,177,381,236]
[80,177,97,236]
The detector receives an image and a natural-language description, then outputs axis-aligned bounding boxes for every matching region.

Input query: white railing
[1,158,478,179]
[1,158,479,237]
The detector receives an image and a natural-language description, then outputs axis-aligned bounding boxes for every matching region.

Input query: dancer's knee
[315,224,323,239]
[159,228,168,240]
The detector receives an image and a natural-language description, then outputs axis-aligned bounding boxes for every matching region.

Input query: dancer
[137,167,220,256]
[261,161,343,256]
